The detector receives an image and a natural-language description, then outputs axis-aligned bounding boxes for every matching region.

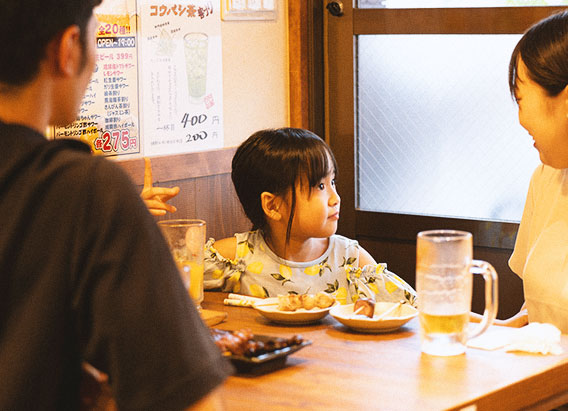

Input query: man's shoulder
[44,140,133,188]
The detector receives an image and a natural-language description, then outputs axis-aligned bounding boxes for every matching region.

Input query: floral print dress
[204,230,416,306]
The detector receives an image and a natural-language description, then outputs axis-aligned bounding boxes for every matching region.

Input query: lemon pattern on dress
[323,279,348,304]
[271,264,293,286]
[237,239,253,258]
[249,284,268,298]
[227,271,241,293]
[304,257,331,277]
[247,261,264,274]
[203,231,417,305]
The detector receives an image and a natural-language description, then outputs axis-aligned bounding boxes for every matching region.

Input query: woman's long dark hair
[231,128,337,244]
[509,11,568,98]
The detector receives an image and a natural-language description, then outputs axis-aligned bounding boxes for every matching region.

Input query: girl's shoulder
[213,230,263,260]
[212,236,237,260]
[330,234,376,266]
[330,234,359,249]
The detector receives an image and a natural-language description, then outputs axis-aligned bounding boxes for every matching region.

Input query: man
[0,1,231,410]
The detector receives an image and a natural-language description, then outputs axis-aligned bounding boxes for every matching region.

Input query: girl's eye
[331,178,336,186]
[318,183,325,190]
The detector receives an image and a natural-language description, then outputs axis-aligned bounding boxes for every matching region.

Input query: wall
[221,0,290,148]
[118,1,290,240]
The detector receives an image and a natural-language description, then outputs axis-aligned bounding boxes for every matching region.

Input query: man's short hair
[0,0,103,86]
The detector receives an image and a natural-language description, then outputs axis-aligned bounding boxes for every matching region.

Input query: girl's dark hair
[231,128,338,243]
[509,10,568,98]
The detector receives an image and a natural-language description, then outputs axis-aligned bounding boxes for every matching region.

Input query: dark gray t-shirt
[0,121,232,410]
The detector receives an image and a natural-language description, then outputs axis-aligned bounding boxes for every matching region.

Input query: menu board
[54,0,223,158]
[139,0,223,156]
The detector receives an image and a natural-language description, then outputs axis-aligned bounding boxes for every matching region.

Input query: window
[356,34,537,222]
[325,4,566,247]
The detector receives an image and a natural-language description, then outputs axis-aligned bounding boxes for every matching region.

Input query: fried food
[277,292,335,311]
[300,294,316,310]
[211,328,304,357]
[277,294,303,311]
[315,291,335,309]
[353,298,375,318]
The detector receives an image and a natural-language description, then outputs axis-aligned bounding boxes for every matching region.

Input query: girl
[204,128,416,305]
[501,11,568,332]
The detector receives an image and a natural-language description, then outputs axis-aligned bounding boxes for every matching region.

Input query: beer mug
[416,230,498,356]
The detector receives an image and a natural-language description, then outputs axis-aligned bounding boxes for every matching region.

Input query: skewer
[375,300,405,320]
[350,305,365,319]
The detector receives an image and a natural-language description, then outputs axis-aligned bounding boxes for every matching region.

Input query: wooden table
[203,292,568,411]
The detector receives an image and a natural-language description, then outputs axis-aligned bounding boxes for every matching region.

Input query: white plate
[330,302,418,333]
[253,298,335,325]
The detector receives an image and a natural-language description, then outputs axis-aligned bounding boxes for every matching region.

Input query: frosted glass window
[358,0,568,8]
[356,35,539,222]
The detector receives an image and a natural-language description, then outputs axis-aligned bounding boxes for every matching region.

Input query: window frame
[323,4,566,249]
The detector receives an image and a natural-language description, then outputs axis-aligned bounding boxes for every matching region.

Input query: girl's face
[515,58,568,169]
[286,171,341,240]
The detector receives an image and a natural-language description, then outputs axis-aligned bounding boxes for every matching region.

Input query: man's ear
[261,192,283,221]
[51,25,82,76]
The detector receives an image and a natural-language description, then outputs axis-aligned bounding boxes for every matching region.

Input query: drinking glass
[183,32,208,103]
[158,219,206,308]
[416,230,498,356]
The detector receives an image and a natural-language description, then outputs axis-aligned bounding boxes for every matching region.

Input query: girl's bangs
[301,143,337,187]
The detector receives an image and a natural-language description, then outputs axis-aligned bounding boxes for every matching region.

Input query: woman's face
[515,58,568,169]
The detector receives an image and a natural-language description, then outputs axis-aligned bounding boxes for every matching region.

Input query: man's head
[0,0,103,87]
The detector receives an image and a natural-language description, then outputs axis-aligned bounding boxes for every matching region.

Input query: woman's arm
[470,303,528,328]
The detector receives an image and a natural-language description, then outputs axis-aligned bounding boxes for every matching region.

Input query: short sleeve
[509,166,540,278]
[71,158,232,410]
[204,237,245,291]
[347,263,417,306]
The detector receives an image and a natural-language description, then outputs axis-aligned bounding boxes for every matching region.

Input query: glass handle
[468,260,499,340]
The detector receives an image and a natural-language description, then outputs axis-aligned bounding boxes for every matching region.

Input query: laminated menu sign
[54,0,140,156]
[54,0,223,157]
[139,0,223,156]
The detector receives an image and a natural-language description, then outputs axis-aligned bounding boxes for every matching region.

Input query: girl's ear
[261,191,283,221]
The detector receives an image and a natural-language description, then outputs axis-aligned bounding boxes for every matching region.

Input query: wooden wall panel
[132,173,250,241]
[118,148,237,185]
[194,173,251,240]
[118,148,250,242]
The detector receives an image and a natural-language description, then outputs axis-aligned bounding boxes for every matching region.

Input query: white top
[509,164,568,333]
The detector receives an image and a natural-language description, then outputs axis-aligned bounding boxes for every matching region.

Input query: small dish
[253,298,335,325]
[330,302,418,333]
[224,334,312,374]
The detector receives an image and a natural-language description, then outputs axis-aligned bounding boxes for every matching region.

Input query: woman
[503,10,568,332]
